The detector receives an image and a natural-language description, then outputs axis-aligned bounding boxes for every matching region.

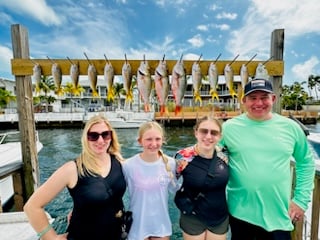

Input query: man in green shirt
[220,78,315,240]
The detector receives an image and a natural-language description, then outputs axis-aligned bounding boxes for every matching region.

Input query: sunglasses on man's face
[87,131,112,141]
[197,128,220,137]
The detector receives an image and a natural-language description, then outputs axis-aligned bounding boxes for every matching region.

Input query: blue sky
[0,0,319,86]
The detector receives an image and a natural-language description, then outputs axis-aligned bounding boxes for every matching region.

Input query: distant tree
[308,74,320,101]
[38,75,56,112]
[281,81,308,110]
[113,82,124,109]
[0,88,16,110]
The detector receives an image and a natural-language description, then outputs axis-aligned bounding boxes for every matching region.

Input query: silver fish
[192,61,202,105]
[154,59,169,116]
[88,63,99,98]
[171,57,187,115]
[104,61,115,102]
[240,63,249,99]
[255,62,269,80]
[70,62,80,96]
[33,63,42,94]
[208,62,219,101]
[122,59,133,104]
[137,59,152,112]
[51,62,63,96]
[224,63,237,98]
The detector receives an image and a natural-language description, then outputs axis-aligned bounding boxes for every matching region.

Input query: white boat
[307,132,320,144]
[0,131,43,207]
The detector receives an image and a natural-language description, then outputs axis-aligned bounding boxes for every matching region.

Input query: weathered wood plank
[11,58,284,76]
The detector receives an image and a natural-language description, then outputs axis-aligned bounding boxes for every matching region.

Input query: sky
[0,0,320,86]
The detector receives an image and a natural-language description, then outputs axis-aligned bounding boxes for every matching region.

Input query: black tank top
[180,151,229,226]
[67,155,126,240]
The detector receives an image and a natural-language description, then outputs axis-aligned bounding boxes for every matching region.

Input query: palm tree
[38,75,56,112]
[308,74,320,101]
[0,88,16,111]
[113,82,125,109]
[64,82,84,113]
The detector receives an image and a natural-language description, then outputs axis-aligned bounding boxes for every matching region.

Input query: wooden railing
[0,162,25,212]
[1,158,319,239]
[291,165,320,240]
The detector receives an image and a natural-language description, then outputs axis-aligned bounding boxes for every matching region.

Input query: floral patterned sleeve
[175,146,197,178]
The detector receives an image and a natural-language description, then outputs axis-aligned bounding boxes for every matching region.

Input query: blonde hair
[76,114,123,177]
[138,121,174,181]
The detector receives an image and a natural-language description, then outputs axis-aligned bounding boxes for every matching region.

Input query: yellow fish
[192,61,202,105]
[33,63,42,94]
[208,62,219,101]
[104,60,115,102]
[224,63,237,98]
[51,62,63,96]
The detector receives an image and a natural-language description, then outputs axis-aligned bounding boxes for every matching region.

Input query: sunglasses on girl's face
[87,131,112,141]
[198,128,220,137]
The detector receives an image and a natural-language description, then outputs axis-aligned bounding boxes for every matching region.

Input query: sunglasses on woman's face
[87,130,112,141]
[198,128,220,137]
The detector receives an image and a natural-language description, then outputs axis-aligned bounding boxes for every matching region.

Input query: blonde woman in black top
[24,114,126,240]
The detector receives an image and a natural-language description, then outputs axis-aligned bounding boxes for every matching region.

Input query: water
[37,127,196,239]
[37,124,320,239]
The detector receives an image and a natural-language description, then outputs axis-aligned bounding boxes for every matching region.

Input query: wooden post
[310,175,320,240]
[11,24,40,202]
[270,29,284,114]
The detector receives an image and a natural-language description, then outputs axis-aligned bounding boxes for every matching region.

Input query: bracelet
[37,224,52,238]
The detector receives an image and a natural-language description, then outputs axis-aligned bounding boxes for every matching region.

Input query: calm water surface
[37,124,320,239]
[37,126,196,239]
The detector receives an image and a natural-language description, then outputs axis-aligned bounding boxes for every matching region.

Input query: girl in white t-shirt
[122,121,178,240]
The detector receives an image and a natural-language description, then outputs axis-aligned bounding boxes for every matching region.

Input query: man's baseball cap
[244,78,273,96]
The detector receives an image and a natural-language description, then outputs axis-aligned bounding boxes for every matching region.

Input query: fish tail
[175,105,182,115]
[230,89,237,98]
[160,105,167,116]
[194,93,202,104]
[126,91,133,103]
[55,87,64,96]
[144,104,151,112]
[210,89,219,101]
[92,90,100,98]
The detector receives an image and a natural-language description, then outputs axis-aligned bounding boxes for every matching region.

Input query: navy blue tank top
[67,155,126,240]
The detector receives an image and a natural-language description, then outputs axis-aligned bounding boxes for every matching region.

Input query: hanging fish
[171,55,187,115]
[154,56,169,116]
[208,62,219,101]
[208,54,221,101]
[104,55,115,102]
[255,62,269,80]
[192,55,202,105]
[137,56,152,112]
[224,54,239,99]
[32,63,42,94]
[47,57,63,96]
[84,53,99,98]
[67,57,80,96]
[122,54,133,104]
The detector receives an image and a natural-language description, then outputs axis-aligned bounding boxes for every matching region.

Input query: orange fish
[137,58,152,112]
[171,56,187,115]
[154,58,169,116]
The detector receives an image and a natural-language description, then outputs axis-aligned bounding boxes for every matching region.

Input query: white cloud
[187,34,204,48]
[0,0,61,26]
[197,25,208,31]
[0,45,13,77]
[216,12,237,20]
[291,56,320,82]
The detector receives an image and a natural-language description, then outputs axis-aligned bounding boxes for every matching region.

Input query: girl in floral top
[174,116,229,240]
